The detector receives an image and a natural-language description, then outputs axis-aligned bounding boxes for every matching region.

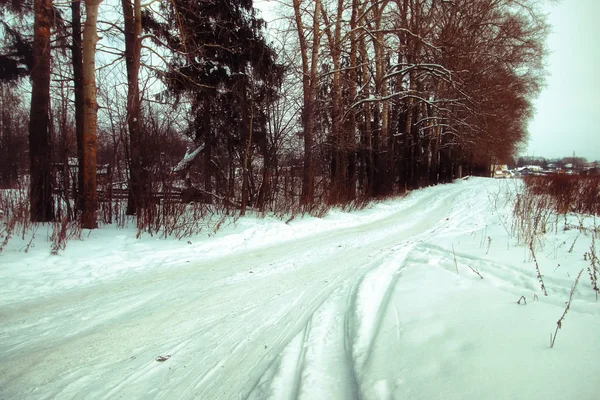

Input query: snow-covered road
[2,179,599,399]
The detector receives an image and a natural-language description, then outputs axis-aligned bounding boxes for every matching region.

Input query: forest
[0,0,548,231]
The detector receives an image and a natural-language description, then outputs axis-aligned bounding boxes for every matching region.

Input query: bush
[523,175,600,215]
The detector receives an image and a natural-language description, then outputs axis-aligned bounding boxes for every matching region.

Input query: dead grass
[523,175,600,215]
[512,175,599,301]
[0,185,31,254]
[513,175,600,249]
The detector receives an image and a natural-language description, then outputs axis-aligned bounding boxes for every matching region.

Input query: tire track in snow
[0,184,465,400]
[172,184,464,399]
[245,184,464,399]
[348,243,415,376]
[410,242,600,316]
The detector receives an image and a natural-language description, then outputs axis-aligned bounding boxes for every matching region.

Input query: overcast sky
[526,0,600,161]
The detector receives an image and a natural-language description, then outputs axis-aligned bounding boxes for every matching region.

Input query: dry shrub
[524,175,600,215]
[587,235,599,300]
[341,196,375,213]
[50,217,83,255]
[513,175,600,300]
[1,183,86,254]
[512,187,555,248]
[133,197,237,239]
[514,175,600,247]
[0,185,31,253]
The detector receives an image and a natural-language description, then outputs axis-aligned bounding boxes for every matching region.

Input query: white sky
[526,0,600,161]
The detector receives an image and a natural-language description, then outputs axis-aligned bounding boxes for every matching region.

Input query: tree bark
[122,0,146,219]
[369,0,391,196]
[72,0,84,212]
[241,94,254,216]
[29,0,54,222]
[293,0,321,206]
[81,0,102,229]
[344,0,359,200]
[323,0,348,203]
[203,99,213,200]
[359,26,373,196]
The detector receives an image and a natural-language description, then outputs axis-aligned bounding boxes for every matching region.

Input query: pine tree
[145,0,282,205]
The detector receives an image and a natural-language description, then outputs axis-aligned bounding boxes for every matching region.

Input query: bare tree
[122,0,148,220]
[29,0,54,222]
[72,0,84,212]
[293,0,322,206]
[81,0,103,229]
[0,85,28,188]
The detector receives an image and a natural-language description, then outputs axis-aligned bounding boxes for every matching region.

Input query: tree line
[0,0,548,230]
[517,156,591,170]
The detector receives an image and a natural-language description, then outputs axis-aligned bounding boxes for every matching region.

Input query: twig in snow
[468,265,484,279]
[517,295,527,305]
[553,264,561,273]
[452,244,459,274]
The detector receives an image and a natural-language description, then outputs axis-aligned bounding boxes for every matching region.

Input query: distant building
[492,164,510,178]
[516,165,543,176]
[582,161,598,176]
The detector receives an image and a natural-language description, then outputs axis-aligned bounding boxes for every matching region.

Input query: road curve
[0,183,466,399]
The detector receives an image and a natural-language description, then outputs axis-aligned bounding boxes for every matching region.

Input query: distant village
[492,156,599,178]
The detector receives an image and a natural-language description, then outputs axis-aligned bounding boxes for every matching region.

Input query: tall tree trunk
[344,0,359,200]
[241,93,254,216]
[203,99,213,200]
[369,0,390,196]
[322,0,345,203]
[293,0,321,206]
[404,74,416,189]
[29,0,54,222]
[359,30,373,196]
[81,0,102,229]
[123,0,146,219]
[72,0,84,212]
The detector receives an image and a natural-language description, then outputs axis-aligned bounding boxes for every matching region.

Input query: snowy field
[1,178,599,399]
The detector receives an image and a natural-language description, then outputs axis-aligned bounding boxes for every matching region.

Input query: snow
[172,144,204,173]
[1,178,599,399]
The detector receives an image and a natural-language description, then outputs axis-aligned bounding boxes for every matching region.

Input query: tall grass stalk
[550,269,583,348]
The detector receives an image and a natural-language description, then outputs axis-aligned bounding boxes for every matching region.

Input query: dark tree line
[290,0,546,203]
[0,0,548,229]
